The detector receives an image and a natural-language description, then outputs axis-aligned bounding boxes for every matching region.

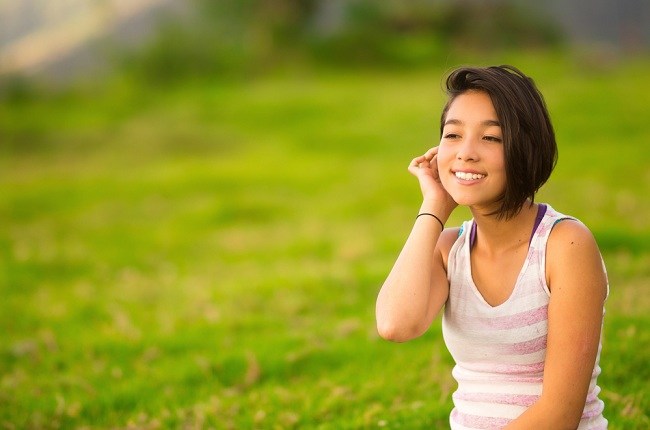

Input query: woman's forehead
[445,91,499,124]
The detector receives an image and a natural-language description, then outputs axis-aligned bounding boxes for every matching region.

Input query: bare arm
[376,146,458,342]
[504,220,608,429]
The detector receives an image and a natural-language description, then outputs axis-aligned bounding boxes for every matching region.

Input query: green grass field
[1,52,649,428]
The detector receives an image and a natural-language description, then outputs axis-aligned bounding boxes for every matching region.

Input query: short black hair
[440,65,558,219]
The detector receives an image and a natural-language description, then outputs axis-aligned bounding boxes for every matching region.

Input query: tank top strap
[467,204,548,249]
[530,204,577,246]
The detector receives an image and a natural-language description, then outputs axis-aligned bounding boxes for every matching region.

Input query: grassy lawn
[1,51,649,428]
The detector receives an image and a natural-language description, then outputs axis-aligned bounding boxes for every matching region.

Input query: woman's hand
[408,146,457,215]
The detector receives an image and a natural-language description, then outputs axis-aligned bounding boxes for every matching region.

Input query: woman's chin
[447,194,474,206]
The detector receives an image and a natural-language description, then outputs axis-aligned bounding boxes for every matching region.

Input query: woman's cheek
[436,149,452,189]
[436,144,452,170]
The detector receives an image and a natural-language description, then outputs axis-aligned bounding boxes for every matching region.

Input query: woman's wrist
[415,212,445,231]
[418,199,453,224]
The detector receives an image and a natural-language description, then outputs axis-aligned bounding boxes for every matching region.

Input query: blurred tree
[116,0,566,83]
[307,0,564,65]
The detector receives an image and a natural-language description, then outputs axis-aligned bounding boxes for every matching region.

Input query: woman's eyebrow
[443,118,463,126]
[483,119,501,127]
[443,119,501,127]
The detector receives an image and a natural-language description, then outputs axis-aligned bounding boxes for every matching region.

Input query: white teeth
[455,171,485,181]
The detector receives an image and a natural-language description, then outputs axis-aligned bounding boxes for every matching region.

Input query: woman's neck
[469,202,540,254]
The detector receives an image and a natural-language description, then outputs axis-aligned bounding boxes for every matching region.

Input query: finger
[409,158,431,175]
[408,158,421,173]
[407,163,420,176]
[410,155,426,167]
[423,146,439,160]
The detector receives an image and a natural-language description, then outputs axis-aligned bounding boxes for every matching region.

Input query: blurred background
[1,1,649,428]
[1,0,649,84]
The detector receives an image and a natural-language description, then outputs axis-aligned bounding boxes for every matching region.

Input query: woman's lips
[454,171,486,181]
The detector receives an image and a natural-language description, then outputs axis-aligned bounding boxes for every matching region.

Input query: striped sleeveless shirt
[442,204,608,429]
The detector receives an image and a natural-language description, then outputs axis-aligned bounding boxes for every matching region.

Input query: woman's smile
[453,170,486,182]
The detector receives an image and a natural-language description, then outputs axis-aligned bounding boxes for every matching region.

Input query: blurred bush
[119,0,565,84]
[119,0,319,83]
[0,74,39,104]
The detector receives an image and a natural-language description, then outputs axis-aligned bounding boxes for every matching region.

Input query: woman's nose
[456,137,479,161]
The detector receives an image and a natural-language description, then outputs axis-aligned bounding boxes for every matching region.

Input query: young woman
[376,65,608,429]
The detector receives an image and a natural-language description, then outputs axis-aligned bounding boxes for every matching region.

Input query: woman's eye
[484,135,503,143]
[444,133,460,139]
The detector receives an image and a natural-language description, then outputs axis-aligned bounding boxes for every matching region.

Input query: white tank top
[442,204,608,429]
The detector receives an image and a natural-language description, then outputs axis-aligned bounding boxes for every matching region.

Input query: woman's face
[437,90,507,212]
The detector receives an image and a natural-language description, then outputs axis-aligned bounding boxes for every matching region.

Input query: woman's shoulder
[437,226,462,268]
[547,214,599,260]
[545,214,607,296]
[441,225,462,242]
[543,204,595,247]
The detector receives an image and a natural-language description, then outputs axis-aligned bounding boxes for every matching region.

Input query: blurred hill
[0,0,648,84]
[0,0,184,81]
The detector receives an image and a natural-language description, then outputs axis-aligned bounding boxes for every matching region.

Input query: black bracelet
[416,212,445,231]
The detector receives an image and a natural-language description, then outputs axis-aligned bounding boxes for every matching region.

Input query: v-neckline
[465,204,547,309]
